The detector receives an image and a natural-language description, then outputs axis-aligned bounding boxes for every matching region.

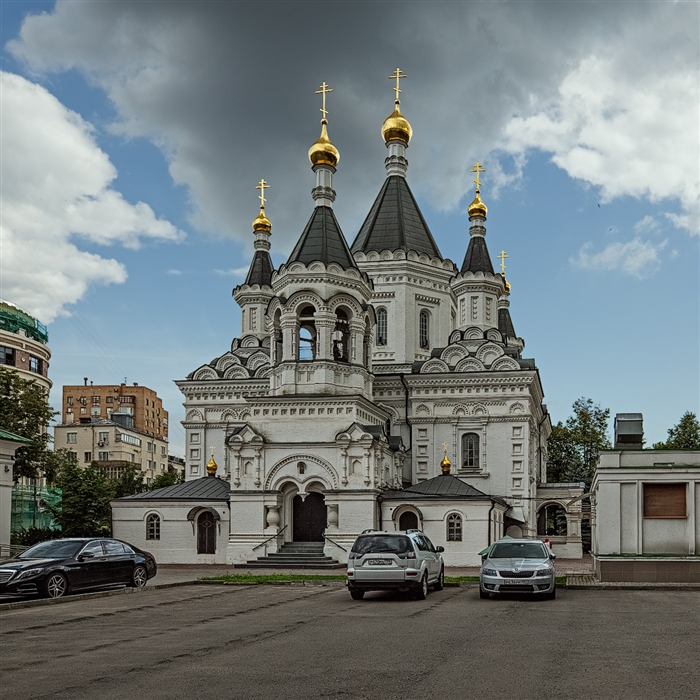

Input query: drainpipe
[399,373,412,451]
[537,406,549,484]
[488,499,496,545]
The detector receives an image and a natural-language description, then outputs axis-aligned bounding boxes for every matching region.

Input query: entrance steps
[245,542,345,569]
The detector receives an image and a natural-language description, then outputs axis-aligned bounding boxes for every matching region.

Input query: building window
[67,396,74,405]
[29,356,42,374]
[447,513,463,541]
[147,514,161,540]
[98,451,109,461]
[92,396,100,405]
[106,396,113,404]
[84,452,92,463]
[419,310,430,349]
[298,461,306,475]
[298,305,316,361]
[80,407,86,414]
[461,433,480,470]
[0,346,15,366]
[91,407,101,416]
[66,432,77,444]
[68,451,78,463]
[98,432,109,443]
[643,483,687,519]
[376,308,388,346]
[161,446,166,456]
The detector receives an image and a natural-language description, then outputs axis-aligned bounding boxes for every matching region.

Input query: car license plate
[366,559,392,566]
[503,579,528,585]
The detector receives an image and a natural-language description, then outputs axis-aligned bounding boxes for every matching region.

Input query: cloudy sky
[1,1,698,457]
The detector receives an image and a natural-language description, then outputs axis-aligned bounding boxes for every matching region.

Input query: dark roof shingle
[287,206,356,269]
[117,476,230,502]
[244,250,274,286]
[351,176,442,259]
[460,235,495,274]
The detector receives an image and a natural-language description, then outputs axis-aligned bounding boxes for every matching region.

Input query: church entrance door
[399,511,418,531]
[197,511,216,554]
[293,492,326,542]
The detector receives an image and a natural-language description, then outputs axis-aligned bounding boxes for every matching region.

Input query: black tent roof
[287,206,356,269]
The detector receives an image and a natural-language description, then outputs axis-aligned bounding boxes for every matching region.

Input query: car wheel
[349,589,365,600]
[479,588,490,599]
[130,565,148,589]
[415,573,428,600]
[42,572,68,599]
[433,567,444,591]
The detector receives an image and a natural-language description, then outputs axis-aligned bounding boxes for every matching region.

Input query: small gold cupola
[252,178,271,233]
[308,82,339,168]
[382,68,412,145]
[206,447,218,477]
[440,442,452,475]
[467,162,488,219]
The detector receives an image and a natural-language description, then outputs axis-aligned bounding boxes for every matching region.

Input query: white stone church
[112,81,583,566]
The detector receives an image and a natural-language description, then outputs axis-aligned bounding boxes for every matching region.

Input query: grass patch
[555,576,566,585]
[201,573,346,584]
[445,576,480,583]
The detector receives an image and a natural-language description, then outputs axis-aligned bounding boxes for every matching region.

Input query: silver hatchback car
[347,530,445,600]
[480,538,556,599]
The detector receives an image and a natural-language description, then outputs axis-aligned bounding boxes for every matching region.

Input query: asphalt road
[2,584,698,700]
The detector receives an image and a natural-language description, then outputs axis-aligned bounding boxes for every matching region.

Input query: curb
[0,586,134,611]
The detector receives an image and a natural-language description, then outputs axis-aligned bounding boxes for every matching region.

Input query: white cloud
[166,269,183,276]
[571,238,668,278]
[633,216,661,235]
[0,72,184,322]
[214,267,250,278]
[501,41,699,235]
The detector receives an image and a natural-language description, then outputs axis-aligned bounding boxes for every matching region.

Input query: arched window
[376,308,388,346]
[298,305,316,361]
[447,513,462,541]
[537,504,568,536]
[419,310,430,349]
[298,461,306,475]
[461,433,480,470]
[146,514,160,540]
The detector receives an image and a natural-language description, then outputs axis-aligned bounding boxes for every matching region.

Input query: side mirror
[435,546,445,553]
[549,552,556,559]
[79,551,95,561]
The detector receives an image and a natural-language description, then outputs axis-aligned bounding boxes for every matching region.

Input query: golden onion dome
[503,276,511,294]
[206,448,218,476]
[381,101,412,144]
[440,454,452,475]
[468,191,488,219]
[252,207,271,233]
[308,120,340,167]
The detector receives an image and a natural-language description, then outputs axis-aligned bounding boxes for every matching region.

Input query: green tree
[149,470,185,490]
[0,367,67,482]
[652,411,700,450]
[50,461,115,536]
[113,467,146,498]
[546,397,611,487]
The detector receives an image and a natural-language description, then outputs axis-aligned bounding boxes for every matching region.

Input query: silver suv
[346,530,445,600]
[480,538,556,599]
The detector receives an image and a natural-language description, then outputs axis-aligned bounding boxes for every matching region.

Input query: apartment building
[54,415,168,486]
[61,381,168,441]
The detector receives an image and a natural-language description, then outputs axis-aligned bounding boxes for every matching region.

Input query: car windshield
[351,535,413,555]
[489,542,548,559]
[18,540,83,559]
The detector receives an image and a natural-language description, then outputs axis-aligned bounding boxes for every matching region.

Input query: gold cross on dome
[443,442,448,458]
[498,250,509,275]
[470,162,485,192]
[315,81,333,120]
[255,179,269,208]
[389,68,407,102]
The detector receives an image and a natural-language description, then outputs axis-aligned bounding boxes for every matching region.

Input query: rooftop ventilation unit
[614,413,643,450]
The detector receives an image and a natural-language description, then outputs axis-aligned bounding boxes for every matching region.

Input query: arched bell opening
[298,305,317,361]
[333,307,350,363]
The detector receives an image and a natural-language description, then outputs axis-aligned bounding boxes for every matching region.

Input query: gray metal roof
[117,476,230,501]
[287,206,357,269]
[351,176,442,259]
[498,307,516,339]
[244,250,274,286]
[381,473,495,500]
[460,236,494,274]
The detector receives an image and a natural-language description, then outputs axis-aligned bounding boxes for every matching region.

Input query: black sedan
[0,538,157,598]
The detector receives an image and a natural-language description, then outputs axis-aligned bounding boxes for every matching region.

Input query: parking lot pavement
[2,583,698,700]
